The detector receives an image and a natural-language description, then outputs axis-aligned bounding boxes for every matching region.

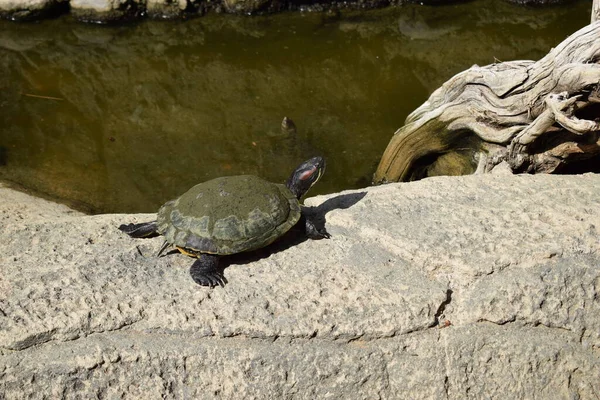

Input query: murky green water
[0,0,591,213]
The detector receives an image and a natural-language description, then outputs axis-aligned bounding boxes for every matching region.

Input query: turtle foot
[190,255,227,288]
[119,222,159,238]
[309,228,331,240]
[305,218,331,240]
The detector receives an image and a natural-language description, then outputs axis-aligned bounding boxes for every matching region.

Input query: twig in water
[23,93,64,101]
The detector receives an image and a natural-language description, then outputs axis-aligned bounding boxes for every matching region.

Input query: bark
[373,22,600,183]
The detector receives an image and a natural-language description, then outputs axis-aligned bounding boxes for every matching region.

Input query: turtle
[118,157,329,287]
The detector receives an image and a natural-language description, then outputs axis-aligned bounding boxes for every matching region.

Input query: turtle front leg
[189,254,227,287]
[305,216,331,240]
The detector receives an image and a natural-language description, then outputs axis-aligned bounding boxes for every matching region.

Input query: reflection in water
[0,0,590,213]
[0,146,6,166]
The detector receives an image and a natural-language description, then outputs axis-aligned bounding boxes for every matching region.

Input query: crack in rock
[433,289,454,327]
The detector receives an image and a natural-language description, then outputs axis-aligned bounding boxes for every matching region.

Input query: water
[0,0,591,213]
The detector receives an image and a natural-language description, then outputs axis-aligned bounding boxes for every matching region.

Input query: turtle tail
[118,221,159,238]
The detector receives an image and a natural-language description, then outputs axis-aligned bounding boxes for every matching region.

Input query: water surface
[0,0,591,213]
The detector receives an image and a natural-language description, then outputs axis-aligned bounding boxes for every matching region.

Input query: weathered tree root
[374,22,600,183]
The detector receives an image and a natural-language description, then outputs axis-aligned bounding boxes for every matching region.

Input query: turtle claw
[192,271,227,288]
[305,218,331,240]
[214,274,228,288]
[320,230,331,239]
[311,227,330,239]
[205,272,228,288]
[189,255,227,287]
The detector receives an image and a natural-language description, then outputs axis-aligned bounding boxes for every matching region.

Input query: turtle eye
[298,166,317,181]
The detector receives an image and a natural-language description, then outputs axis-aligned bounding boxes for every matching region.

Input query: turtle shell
[156,175,301,255]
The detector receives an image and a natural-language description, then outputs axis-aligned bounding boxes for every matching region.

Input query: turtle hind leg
[118,221,159,238]
[190,254,227,287]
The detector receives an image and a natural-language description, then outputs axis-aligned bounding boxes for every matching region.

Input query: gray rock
[70,0,143,22]
[504,0,572,4]
[146,0,189,18]
[490,160,514,175]
[1,173,599,398]
[221,0,277,14]
[70,0,192,21]
[0,0,66,20]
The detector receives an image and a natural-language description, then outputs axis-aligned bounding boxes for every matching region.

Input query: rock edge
[1,174,599,398]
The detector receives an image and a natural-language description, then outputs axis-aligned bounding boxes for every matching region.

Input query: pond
[0,0,591,213]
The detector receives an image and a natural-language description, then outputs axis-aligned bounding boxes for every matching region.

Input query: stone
[490,160,514,175]
[1,173,599,398]
[70,0,143,22]
[146,0,188,18]
[504,0,572,4]
[221,0,274,14]
[0,0,66,20]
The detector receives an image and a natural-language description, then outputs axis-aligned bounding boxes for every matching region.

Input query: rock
[1,174,599,398]
[0,0,67,20]
[221,0,275,14]
[503,0,573,4]
[490,160,514,175]
[146,0,189,19]
[0,0,579,21]
[0,183,83,222]
[70,0,143,22]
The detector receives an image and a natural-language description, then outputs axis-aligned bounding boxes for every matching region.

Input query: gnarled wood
[374,22,600,183]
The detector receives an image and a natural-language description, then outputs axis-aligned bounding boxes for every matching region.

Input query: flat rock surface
[1,174,599,398]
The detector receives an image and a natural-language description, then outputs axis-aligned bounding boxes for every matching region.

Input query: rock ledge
[1,174,599,398]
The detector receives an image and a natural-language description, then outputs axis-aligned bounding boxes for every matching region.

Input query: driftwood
[373,21,600,183]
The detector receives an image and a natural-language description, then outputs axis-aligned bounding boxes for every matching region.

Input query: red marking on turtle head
[299,166,317,181]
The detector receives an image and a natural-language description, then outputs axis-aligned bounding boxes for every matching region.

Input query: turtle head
[286,156,326,200]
